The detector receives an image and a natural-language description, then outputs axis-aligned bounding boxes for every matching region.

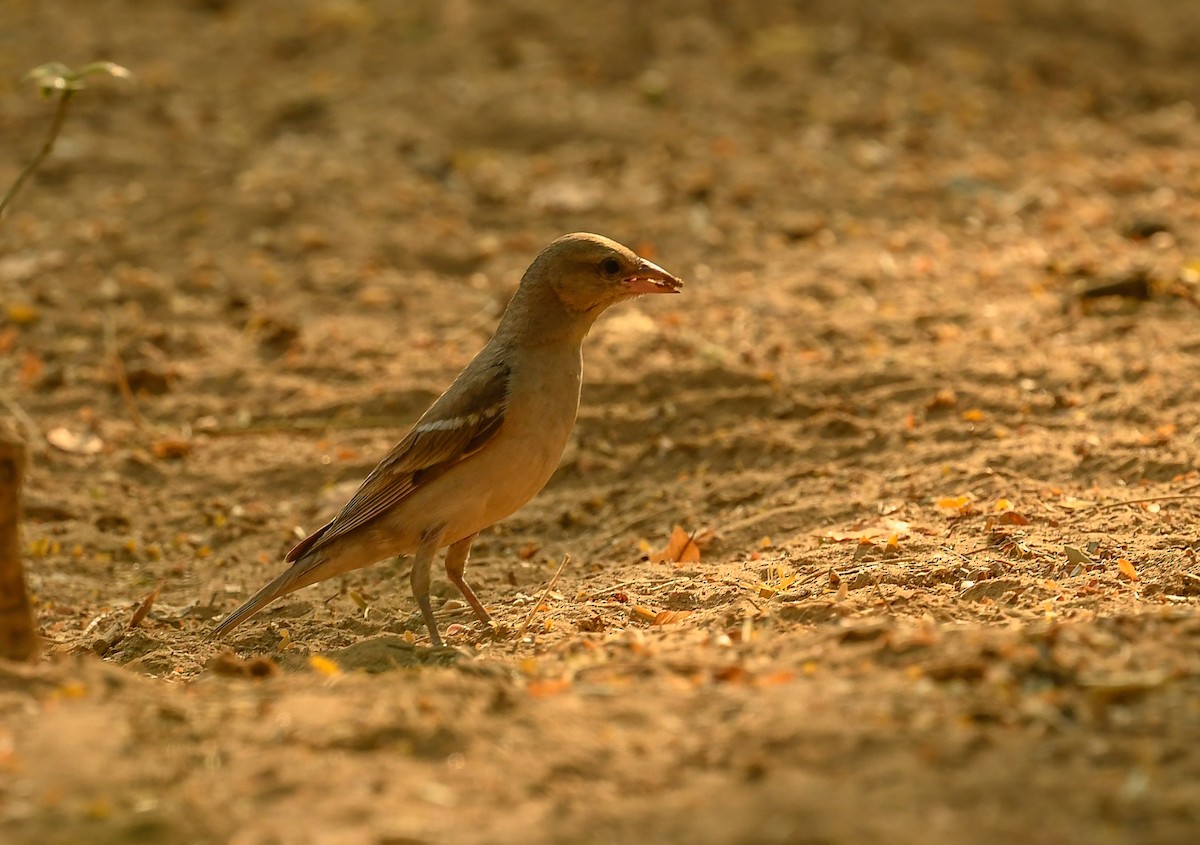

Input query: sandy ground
[2,1,1200,842]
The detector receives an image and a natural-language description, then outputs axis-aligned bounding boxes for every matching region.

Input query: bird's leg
[411,527,444,647]
[444,533,492,625]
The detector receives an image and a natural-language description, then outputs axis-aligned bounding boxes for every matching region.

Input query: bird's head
[534,233,682,314]
[497,233,682,345]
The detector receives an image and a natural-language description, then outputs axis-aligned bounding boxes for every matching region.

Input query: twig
[718,501,812,537]
[0,89,74,221]
[643,579,681,593]
[104,313,146,430]
[3,61,131,223]
[1086,494,1200,515]
[201,417,413,437]
[512,554,570,643]
[585,577,677,601]
[586,578,643,600]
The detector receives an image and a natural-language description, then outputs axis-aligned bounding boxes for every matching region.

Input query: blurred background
[3,2,1200,843]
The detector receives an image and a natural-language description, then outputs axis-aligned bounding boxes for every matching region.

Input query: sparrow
[213,233,682,646]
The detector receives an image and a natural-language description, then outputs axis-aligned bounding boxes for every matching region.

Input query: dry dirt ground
[3,1,1200,843]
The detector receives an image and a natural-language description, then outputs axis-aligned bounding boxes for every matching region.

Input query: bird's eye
[600,257,621,276]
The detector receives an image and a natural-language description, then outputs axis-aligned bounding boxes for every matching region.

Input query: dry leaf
[527,678,572,698]
[46,427,104,455]
[5,303,40,324]
[1057,496,1094,510]
[750,563,797,598]
[1140,424,1176,445]
[18,350,43,387]
[650,525,701,564]
[631,604,659,623]
[926,387,957,411]
[936,495,972,512]
[207,650,278,679]
[817,518,911,543]
[713,665,751,684]
[758,670,796,686]
[1064,546,1092,566]
[129,582,162,628]
[151,438,192,459]
[308,655,342,676]
[1117,558,1139,581]
[651,610,692,626]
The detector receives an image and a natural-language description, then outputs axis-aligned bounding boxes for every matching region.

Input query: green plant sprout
[0,61,132,222]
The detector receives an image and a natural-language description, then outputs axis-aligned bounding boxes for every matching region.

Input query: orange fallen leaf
[6,303,40,325]
[308,655,342,676]
[527,678,572,698]
[129,582,163,628]
[713,665,751,684]
[1117,558,1139,581]
[151,438,192,459]
[650,525,701,564]
[631,604,659,623]
[936,495,970,510]
[18,349,43,388]
[1139,424,1176,445]
[757,670,796,686]
[998,511,1030,526]
[925,388,957,411]
[651,610,692,626]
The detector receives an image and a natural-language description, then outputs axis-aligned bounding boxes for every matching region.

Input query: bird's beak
[624,259,683,295]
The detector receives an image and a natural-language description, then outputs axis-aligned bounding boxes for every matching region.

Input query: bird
[212,233,682,646]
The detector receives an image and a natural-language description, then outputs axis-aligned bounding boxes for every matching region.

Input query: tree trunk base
[0,435,39,662]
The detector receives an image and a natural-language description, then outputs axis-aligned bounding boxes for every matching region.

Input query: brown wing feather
[285,359,510,562]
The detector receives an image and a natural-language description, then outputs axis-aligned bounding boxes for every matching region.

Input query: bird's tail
[210,554,328,638]
[210,541,381,638]
[211,573,290,638]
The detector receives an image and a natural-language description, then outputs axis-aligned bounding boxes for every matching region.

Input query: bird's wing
[286,359,511,562]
